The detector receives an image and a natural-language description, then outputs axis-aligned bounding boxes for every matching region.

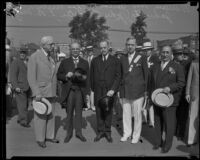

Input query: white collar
[41,47,48,57]
[72,56,79,60]
[102,54,109,60]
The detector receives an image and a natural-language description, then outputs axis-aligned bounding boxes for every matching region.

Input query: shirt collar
[41,47,48,57]
[72,56,79,60]
[102,54,109,60]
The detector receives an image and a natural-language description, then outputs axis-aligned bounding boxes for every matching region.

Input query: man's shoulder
[30,49,42,58]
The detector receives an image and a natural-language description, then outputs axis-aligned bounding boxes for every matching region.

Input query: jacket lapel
[104,54,112,71]
[40,49,52,70]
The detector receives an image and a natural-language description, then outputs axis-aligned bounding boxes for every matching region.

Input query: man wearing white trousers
[119,37,148,143]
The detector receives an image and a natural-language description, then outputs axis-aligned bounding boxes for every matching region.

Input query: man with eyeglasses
[150,45,185,153]
[119,37,148,144]
[27,36,59,148]
[57,42,90,143]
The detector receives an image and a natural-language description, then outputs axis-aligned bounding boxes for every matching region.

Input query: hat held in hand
[32,98,52,115]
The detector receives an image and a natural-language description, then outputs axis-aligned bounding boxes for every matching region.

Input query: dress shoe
[64,135,72,143]
[131,138,139,144]
[105,134,113,143]
[20,123,31,128]
[46,138,59,143]
[120,135,131,142]
[91,106,96,111]
[161,147,170,153]
[153,144,161,150]
[37,141,46,148]
[94,133,104,142]
[76,134,87,142]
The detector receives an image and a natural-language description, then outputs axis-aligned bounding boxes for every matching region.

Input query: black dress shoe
[76,134,87,142]
[161,147,170,153]
[64,135,72,143]
[46,138,59,143]
[105,134,113,143]
[153,144,161,150]
[20,123,31,128]
[37,141,46,148]
[94,133,104,142]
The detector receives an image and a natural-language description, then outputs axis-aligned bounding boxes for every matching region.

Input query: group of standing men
[8,35,198,154]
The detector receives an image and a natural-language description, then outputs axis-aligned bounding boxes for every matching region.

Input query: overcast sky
[6,4,199,49]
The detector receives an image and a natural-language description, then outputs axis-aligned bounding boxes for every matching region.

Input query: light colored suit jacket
[27,49,57,98]
[186,61,199,100]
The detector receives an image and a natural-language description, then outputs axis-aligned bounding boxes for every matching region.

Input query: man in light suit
[10,46,30,127]
[119,37,148,144]
[150,45,185,153]
[27,36,59,148]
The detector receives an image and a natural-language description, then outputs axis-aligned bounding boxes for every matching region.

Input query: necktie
[161,62,165,71]
[103,55,106,62]
[74,58,78,68]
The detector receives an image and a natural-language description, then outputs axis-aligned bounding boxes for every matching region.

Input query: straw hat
[32,98,52,115]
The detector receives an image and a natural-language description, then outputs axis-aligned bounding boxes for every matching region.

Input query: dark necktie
[74,58,78,68]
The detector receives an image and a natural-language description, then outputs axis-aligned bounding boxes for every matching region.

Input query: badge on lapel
[168,67,175,74]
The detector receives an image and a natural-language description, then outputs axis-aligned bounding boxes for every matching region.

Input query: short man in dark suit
[10,46,30,127]
[57,42,90,143]
[150,45,185,153]
[90,40,121,143]
[119,37,148,144]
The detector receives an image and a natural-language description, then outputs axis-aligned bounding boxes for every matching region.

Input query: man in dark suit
[119,37,148,144]
[150,45,185,153]
[90,40,121,143]
[10,46,30,127]
[57,42,90,143]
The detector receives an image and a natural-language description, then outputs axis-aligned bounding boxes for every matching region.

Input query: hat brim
[41,98,52,115]
[32,98,52,115]
[151,88,174,107]
[142,47,154,50]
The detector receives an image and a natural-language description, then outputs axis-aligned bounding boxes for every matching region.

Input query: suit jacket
[120,52,148,100]
[57,57,90,104]
[186,61,199,100]
[10,58,29,91]
[90,54,121,106]
[150,60,185,107]
[27,49,57,98]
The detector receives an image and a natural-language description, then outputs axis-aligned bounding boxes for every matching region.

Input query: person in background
[10,45,30,128]
[57,42,90,143]
[185,48,199,147]
[90,40,121,143]
[27,36,59,148]
[150,45,185,153]
[119,37,148,144]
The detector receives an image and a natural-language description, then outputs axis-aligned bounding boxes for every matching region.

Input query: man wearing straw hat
[27,36,59,148]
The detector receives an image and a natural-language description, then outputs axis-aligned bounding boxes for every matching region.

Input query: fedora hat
[32,98,52,115]
[151,88,174,108]
[71,67,87,84]
[142,42,154,50]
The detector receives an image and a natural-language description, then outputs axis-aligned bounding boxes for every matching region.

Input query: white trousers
[122,97,144,141]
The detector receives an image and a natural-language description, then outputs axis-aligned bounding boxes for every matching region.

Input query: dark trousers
[15,91,29,124]
[153,105,177,149]
[66,88,83,136]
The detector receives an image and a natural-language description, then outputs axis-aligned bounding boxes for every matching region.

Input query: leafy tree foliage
[130,11,148,46]
[68,10,109,48]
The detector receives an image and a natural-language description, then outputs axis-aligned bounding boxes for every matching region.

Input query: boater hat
[32,98,52,115]
[142,42,154,50]
[151,88,174,108]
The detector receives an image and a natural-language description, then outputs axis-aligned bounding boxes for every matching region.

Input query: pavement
[6,102,199,158]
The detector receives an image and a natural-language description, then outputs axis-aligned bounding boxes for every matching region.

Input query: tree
[130,11,148,46]
[68,10,109,49]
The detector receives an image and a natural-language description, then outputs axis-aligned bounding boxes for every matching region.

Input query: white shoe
[91,106,96,111]
[131,138,139,144]
[120,136,130,142]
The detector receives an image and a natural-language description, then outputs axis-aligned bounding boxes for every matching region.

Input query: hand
[185,95,190,103]
[162,87,170,94]
[35,95,42,101]
[107,90,115,97]
[15,87,21,93]
[66,72,74,78]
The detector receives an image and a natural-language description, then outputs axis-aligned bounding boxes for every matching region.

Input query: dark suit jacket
[10,58,29,91]
[120,52,148,100]
[57,57,90,105]
[150,60,185,107]
[90,54,121,106]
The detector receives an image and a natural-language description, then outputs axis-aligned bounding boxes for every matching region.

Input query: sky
[6,4,199,49]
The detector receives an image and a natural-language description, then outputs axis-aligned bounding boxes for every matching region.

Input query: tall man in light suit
[120,37,148,144]
[27,36,59,148]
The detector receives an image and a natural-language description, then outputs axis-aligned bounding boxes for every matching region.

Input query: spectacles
[162,51,170,54]
[71,48,80,51]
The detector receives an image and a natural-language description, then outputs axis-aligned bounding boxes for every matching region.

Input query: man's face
[43,42,54,54]
[160,46,172,62]
[19,52,27,60]
[144,49,152,57]
[126,39,136,54]
[71,43,80,58]
[100,41,109,56]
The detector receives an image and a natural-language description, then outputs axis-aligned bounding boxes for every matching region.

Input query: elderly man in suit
[119,37,148,144]
[150,45,185,153]
[57,42,90,143]
[27,36,59,148]
[90,40,121,143]
[10,46,30,127]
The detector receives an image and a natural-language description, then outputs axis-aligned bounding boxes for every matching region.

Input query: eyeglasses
[71,48,80,51]
[162,51,170,54]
